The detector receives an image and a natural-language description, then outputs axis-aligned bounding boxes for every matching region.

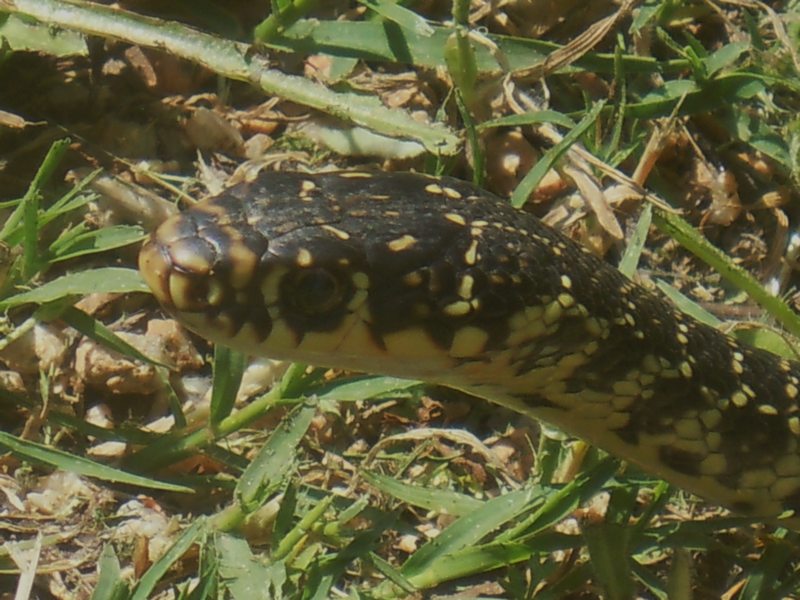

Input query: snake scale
[138,170,800,526]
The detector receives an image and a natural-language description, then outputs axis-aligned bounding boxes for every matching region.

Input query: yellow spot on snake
[322,225,350,240]
[387,234,417,252]
[557,293,575,309]
[464,239,479,265]
[425,183,444,194]
[585,317,606,337]
[543,301,562,325]
[443,301,471,317]
[679,361,693,378]
[676,332,689,344]
[339,171,373,179]
[732,391,748,407]
[790,417,800,435]
[560,275,572,289]
[787,383,799,399]
[445,212,466,226]
[352,272,370,290]
[346,289,368,311]
[758,404,779,416]
[301,179,317,192]
[443,186,462,199]
[296,248,313,267]
[458,275,475,299]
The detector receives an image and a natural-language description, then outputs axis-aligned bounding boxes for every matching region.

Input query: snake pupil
[289,268,343,315]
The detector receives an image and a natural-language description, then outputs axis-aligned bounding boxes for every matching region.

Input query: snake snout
[139,215,221,314]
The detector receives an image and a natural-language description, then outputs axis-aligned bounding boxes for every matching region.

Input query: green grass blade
[0,431,190,492]
[131,518,207,600]
[236,401,316,509]
[209,346,246,426]
[360,470,483,516]
[618,203,652,278]
[91,545,130,600]
[653,208,800,338]
[510,101,605,208]
[400,485,541,582]
[48,224,146,263]
[59,305,169,368]
[0,267,148,309]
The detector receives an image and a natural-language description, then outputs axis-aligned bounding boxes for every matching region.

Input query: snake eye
[287,267,346,315]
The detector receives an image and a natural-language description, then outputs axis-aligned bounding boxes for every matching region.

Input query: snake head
[138,171,562,380]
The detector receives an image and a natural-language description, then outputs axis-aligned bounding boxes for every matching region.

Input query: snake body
[139,170,800,525]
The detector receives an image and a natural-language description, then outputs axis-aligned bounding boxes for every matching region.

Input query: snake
[138,170,800,527]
